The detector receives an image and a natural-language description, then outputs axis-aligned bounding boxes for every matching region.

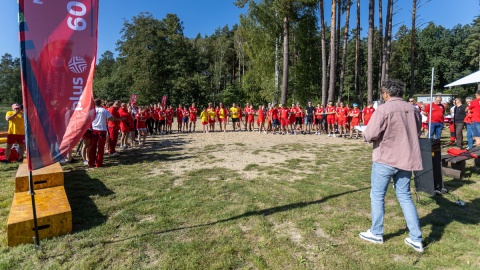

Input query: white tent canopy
[444,70,480,87]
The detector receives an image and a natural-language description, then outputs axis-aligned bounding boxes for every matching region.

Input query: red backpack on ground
[0,147,19,162]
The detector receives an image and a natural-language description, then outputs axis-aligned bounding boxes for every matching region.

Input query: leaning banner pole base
[28,171,40,248]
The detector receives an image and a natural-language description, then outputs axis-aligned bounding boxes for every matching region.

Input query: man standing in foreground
[360,79,424,252]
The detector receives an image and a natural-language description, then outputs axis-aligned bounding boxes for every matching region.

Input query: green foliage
[0,54,21,104]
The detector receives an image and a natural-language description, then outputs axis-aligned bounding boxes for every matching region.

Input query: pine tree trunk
[338,1,351,103]
[281,16,289,106]
[355,0,360,105]
[382,0,393,83]
[410,0,417,98]
[320,0,328,106]
[378,0,383,99]
[367,0,374,104]
[328,0,337,103]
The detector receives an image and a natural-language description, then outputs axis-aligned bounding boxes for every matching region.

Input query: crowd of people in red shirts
[80,99,379,167]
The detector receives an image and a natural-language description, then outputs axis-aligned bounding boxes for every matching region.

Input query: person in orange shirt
[266,105,273,133]
[348,103,361,139]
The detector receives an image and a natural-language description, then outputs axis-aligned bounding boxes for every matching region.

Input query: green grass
[0,135,479,269]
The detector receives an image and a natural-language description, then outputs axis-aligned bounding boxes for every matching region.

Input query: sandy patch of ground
[147,129,367,182]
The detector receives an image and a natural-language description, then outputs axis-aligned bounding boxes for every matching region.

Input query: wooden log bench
[441,146,480,179]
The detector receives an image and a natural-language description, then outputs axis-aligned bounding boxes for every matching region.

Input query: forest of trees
[1,1,479,107]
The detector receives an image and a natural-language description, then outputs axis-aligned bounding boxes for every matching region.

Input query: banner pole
[428,67,434,139]
[27,170,40,248]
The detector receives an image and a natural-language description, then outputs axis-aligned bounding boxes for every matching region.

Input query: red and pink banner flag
[162,95,168,108]
[129,93,138,104]
[19,0,99,170]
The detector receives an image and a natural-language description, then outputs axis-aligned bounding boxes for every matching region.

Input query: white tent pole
[428,67,434,139]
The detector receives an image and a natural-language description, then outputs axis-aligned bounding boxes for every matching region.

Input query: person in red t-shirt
[294,103,303,132]
[314,103,324,135]
[246,104,255,131]
[422,96,445,140]
[136,106,148,145]
[107,100,124,155]
[288,103,296,133]
[158,105,167,134]
[362,102,375,125]
[189,103,198,132]
[166,105,174,134]
[119,103,132,149]
[176,104,183,133]
[279,104,290,134]
[325,101,337,137]
[467,90,480,146]
[266,105,273,133]
[182,107,190,132]
[257,105,266,133]
[348,103,361,139]
[337,102,349,138]
[152,104,160,134]
[271,104,280,134]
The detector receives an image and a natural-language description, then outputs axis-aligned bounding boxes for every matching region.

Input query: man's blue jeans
[370,162,422,242]
[429,122,443,139]
[466,123,474,149]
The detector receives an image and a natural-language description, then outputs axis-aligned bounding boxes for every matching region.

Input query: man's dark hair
[94,98,102,106]
[381,79,404,97]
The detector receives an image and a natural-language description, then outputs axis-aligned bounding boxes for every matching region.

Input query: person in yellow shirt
[229,103,240,132]
[206,103,216,132]
[4,103,25,163]
[200,107,209,133]
[217,103,229,132]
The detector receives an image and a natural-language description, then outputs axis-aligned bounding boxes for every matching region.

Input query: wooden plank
[7,186,72,247]
[441,167,462,179]
[15,162,64,192]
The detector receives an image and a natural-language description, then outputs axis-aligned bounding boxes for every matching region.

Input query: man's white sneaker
[359,229,384,244]
[404,238,424,252]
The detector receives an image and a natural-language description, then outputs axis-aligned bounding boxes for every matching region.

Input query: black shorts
[272,119,280,126]
[314,118,322,125]
[306,116,313,124]
[232,118,239,123]
[295,117,302,125]
[159,120,166,126]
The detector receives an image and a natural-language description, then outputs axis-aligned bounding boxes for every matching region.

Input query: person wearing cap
[348,103,361,139]
[3,103,25,163]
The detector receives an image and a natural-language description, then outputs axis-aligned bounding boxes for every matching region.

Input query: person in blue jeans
[423,96,445,139]
[465,97,474,149]
[360,79,424,252]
